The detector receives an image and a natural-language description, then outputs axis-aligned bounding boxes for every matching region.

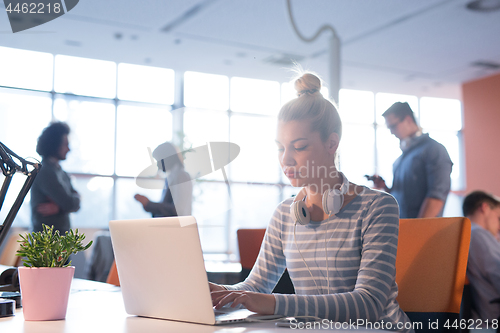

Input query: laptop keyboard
[214,309,231,316]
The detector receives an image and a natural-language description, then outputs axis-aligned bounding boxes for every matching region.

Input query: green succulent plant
[16,224,93,268]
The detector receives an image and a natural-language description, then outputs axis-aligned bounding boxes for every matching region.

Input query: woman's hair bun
[294,73,321,97]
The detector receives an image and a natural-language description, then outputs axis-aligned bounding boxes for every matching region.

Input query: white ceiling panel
[65,0,203,30]
[0,0,499,99]
[174,0,304,53]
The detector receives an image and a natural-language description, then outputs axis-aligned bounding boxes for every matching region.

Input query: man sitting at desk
[463,190,500,322]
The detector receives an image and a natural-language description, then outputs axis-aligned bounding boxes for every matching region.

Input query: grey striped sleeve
[224,204,287,293]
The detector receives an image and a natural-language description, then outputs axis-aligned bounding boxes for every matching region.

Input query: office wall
[462,72,500,195]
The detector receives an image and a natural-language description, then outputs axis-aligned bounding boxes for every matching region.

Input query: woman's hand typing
[211,289,276,315]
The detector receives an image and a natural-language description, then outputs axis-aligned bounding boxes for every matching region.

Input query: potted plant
[16,224,93,321]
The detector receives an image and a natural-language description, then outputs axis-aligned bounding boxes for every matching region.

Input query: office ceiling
[1,0,500,99]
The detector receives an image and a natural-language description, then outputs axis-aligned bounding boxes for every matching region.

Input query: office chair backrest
[237,228,266,271]
[396,217,471,314]
[106,260,120,286]
[236,228,294,294]
[0,233,23,267]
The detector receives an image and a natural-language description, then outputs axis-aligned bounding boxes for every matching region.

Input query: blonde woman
[210,73,413,332]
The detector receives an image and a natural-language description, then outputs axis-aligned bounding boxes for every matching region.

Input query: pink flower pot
[18,266,75,321]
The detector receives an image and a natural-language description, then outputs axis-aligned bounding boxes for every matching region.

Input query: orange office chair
[237,228,266,276]
[396,217,471,332]
[0,233,23,267]
[460,276,474,333]
[237,228,294,294]
[106,260,120,286]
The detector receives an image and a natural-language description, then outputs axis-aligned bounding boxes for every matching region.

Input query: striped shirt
[226,187,413,332]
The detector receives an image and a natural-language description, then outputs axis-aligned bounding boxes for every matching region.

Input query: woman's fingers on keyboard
[209,282,225,292]
[211,290,242,309]
[211,290,228,305]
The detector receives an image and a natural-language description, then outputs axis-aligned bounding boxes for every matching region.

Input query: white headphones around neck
[290,172,350,225]
[400,130,423,151]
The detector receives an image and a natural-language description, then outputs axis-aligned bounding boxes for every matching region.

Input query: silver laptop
[109,216,283,325]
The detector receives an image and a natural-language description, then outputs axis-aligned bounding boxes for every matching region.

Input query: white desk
[0,278,386,332]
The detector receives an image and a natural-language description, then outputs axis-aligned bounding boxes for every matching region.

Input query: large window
[54,55,117,98]
[0,46,464,261]
[0,47,53,91]
[54,97,116,175]
[1,47,174,232]
[0,88,52,158]
[183,73,284,256]
[0,88,52,227]
[420,97,463,190]
[184,71,229,111]
[337,89,376,185]
[230,77,280,116]
[118,64,175,104]
[115,104,173,177]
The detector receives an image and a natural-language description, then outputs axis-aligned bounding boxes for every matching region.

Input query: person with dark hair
[30,122,80,234]
[463,190,500,323]
[85,142,192,282]
[134,141,192,217]
[368,102,452,218]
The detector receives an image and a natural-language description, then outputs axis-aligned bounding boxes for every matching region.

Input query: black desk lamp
[0,141,40,316]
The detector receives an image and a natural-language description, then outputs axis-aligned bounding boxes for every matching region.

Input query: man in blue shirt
[369,102,452,218]
[463,191,500,322]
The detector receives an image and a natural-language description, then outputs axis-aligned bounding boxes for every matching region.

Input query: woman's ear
[326,132,340,154]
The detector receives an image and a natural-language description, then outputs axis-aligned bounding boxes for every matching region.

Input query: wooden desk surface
[0,278,387,332]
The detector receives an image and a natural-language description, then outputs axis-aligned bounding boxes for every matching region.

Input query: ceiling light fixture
[262,53,304,66]
[466,0,500,12]
[471,60,500,69]
[64,40,81,47]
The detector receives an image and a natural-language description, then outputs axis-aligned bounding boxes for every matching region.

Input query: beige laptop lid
[109,216,216,325]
